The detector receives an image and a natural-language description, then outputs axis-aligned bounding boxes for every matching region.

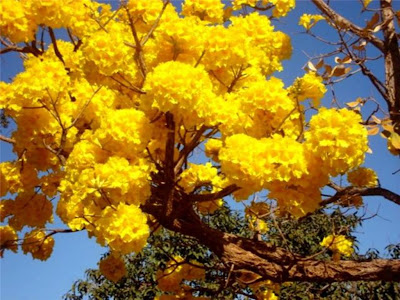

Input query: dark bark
[380,0,400,133]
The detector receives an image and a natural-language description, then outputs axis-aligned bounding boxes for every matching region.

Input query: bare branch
[0,135,15,144]
[48,27,65,65]
[323,184,400,206]
[311,0,384,52]
[140,0,170,46]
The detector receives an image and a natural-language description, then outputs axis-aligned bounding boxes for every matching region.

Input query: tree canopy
[0,0,400,299]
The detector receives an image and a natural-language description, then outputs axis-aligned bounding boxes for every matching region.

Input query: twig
[48,27,65,65]
[0,135,15,144]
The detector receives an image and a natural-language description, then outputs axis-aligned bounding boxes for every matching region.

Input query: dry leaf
[382,123,394,132]
[371,115,381,124]
[315,59,324,69]
[331,65,351,77]
[366,13,380,29]
[307,61,317,72]
[353,41,367,51]
[390,132,400,149]
[346,101,360,108]
[367,126,380,135]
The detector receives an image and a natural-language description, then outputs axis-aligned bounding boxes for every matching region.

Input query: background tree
[1,0,399,299]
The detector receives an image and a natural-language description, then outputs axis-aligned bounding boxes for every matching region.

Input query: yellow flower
[289,72,326,107]
[94,203,149,255]
[347,167,378,187]
[320,234,354,258]
[99,254,127,282]
[305,108,368,176]
[0,226,18,256]
[22,230,54,261]
[157,256,205,293]
[299,14,325,30]
[182,0,224,23]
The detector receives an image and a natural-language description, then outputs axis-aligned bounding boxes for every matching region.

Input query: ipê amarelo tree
[0,0,400,299]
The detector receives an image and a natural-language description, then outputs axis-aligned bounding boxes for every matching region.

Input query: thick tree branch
[324,184,400,206]
[380,0,400,132]
[142,199,400,283]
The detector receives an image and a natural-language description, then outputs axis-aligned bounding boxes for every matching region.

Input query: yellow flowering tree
[0,0,399,296]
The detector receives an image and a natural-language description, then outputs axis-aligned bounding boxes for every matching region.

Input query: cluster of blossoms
[347,167,378,187]
[298,14,325,30]
[99,254,127,282]
[0,0,372,284]
[320,234,354,261]
[156,256,206,299]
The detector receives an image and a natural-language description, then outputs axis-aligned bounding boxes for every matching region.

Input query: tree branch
[142,199,400,283]
[311,0,385,52]
[190,185,240,203]
[380,0,400,132]
[323,184,400,206]
[0,135,15,144]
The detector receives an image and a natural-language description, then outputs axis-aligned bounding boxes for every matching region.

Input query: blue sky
[1,1,400,299]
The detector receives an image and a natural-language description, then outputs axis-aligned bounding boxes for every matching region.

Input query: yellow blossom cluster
[339,195,364,208]
[299,14,325,30]
[219,134,308,198]
[0,226,18,256]
[0,0,106,43]
[220,77,296,138]
[245,202,270,233]
[8,192,53,230]
[289,72,327,107]
[320,234,354,260]
[232,0,295,17]
[0,0,373,264]
[99,254,127,282]
[250,279,280,300]
[157,256,205,294]
[347,167,378,187]
[204,139,223,162]
[22,230,55,261]
[94,203,149,254]
[144,61,217,127]
[202,13,291,75]
[305,108,368,176]
[181,0,224,23]
[179,163,228,214]
[82,22,135,76]
[0,0,36,43]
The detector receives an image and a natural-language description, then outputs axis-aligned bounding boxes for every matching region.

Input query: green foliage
[64,206,399,299]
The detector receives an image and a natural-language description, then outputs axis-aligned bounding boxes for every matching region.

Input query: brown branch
[125,5,147,79]
[311,0,385,52]
[142,200,400,283]
[0,40,42,56]
[336,29,388,102]
[380,0,400,133]
[48,27,65,65]
[0,135,15,144]
[140,0,169,46]
[322,184,400,206]
[174,126,208,175]
[190,185,240,202]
